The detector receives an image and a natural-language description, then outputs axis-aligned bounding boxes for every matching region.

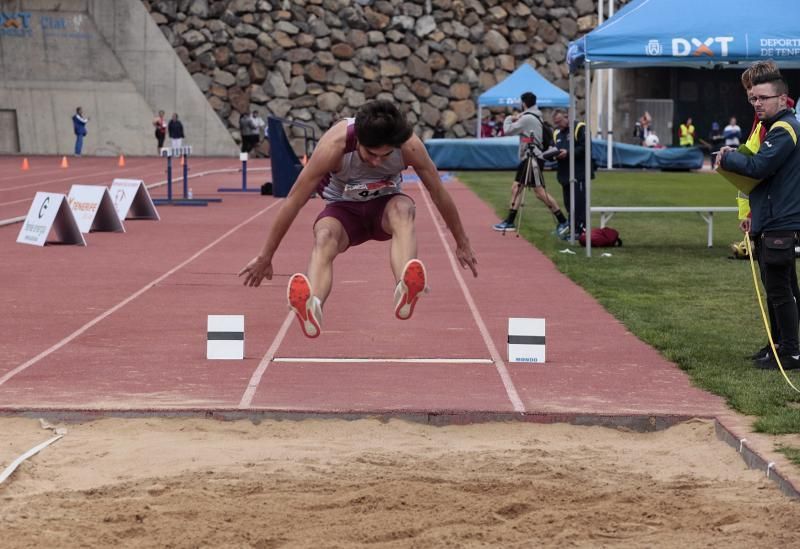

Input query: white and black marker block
[207,315,244,360]
[507,318,546,363]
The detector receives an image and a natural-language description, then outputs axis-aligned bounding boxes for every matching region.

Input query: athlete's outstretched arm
[403,134,478,277]
[239,121,348,287]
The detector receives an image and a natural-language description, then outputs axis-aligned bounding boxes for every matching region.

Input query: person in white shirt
[723,116,742,147]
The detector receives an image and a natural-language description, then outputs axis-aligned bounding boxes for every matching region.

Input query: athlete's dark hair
[520,92,537,108]
[355,100,413,148]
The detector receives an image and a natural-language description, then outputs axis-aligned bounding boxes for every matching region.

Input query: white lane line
[0,200,280,388]
[0,216,25,227]
[273,357,494,364]
[239,312,295,408]
[418,183,526,413]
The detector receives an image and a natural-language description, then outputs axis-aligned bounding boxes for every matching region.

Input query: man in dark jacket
[168,113,185,150]
[552,110,593,236]
[719,74,800,370]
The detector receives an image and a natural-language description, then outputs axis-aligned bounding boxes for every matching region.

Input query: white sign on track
[207,315,245,360]
[508,317,546,363]
[16,192,86,247]
[110,179,160,221]
[67,185,125,234]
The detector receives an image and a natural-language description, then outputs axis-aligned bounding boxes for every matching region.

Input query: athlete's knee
[386,198,416,223]
[313,225,343,255]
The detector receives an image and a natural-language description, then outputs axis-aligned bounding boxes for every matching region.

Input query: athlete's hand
[456,244,478,277]
[238,256,273,287]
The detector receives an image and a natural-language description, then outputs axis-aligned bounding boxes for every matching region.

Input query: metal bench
[590,206,739,247]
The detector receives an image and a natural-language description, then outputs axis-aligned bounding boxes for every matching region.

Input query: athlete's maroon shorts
[315,193,413,248]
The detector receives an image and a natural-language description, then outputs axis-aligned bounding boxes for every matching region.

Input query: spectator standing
[251,110,266,153]
[239,112,257,153]
[723,116,742,148]
[492,92,568,235]
[153,110,167,154]
[633,111,652,145]
[168,113,184,150]
[72,107,89,157]
[707,122,725,168]
[678,117,695,146]
[552,109,593,235]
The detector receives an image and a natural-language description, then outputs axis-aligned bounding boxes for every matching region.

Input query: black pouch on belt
[761,232,796,266]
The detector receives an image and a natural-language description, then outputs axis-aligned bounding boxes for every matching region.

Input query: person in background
[493,113,505,137]
[168,113,184,150]
[239,111,257,153]
[552,109,593,236]
[251,110,266,154]
[492,91,568,235]
[633,111,652,145]
[723,116,742,148]
[678,116,695,147]
[72,107,89,157]
[480,113,493,137]
[153,110,167,154]
[707,121,725,168]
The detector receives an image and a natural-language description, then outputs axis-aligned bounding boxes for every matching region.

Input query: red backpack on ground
[579,227,623,247]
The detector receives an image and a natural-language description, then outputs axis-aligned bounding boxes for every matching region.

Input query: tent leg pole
[569,73,576,244]
[585,65,592,258]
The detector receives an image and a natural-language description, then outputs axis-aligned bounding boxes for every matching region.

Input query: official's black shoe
[754,353,800,370]
[748,344,772,361]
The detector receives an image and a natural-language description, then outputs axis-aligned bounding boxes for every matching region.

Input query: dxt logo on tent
[672,37,734,57]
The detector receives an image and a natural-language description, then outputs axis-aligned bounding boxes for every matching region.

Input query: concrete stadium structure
[0,0,236,156]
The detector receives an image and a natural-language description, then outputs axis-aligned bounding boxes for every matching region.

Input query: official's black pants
[560,179,586,231]
[756,232,800,355]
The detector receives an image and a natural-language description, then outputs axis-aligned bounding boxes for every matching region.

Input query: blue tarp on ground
[425,137,703,170]
[425,137,521,169]
[568,0,800,70]
[591,142,704,170]
[478,64,569,108]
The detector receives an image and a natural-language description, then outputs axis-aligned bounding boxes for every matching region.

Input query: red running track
[0,158,725,420]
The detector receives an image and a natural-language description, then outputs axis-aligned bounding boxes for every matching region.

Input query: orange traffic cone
[21,157,29,171]
[302,154,308,166]
[180,155,185,166]
[118,154,125,167]
[60,156,69,168]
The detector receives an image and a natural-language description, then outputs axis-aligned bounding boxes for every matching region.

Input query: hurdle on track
[217,152,261,193]
[152,146,222,206]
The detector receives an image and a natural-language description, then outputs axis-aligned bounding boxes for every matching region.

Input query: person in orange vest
[678,117,695,146]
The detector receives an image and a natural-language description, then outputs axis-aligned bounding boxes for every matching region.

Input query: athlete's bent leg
[308,216,349,305]
[382,195,417,282]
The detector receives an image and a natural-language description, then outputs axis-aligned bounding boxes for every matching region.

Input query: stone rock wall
[144,0,601,147]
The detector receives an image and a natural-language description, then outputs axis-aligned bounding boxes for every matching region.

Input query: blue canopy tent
[566,0,800,255]
[476,64,569,137]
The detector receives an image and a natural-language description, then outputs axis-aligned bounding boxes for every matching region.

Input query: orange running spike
[60,156,69,168]
[21,157,29,170]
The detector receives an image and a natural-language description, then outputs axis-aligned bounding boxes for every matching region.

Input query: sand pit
[1,417,798,547]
